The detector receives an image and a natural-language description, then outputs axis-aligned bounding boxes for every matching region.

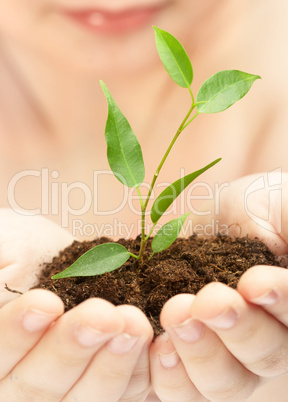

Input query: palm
[194,171,288,257]
[0,209,74,306]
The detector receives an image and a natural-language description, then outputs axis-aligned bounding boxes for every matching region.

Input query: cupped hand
[0,290,153,401]
[0,209,154,401]
[193,171,288,258]
[150,273,288,401]
[0,208,74,306]
[150,172,288,401]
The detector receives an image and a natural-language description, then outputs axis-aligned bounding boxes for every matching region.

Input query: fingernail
[159,351,180,369]
[107,333,139,355]
[172,318,205,342]
[22,309,55,332]
[75,326,112,347]
[250,289,279,306]
[203,307,238,329]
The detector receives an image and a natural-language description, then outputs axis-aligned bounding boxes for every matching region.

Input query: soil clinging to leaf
[34,235,281,335]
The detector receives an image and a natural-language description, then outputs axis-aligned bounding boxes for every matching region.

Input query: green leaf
[150,158,221,224]
[153,26,193,88]
[197,70,261,113]
[51,243,130,278]
[152,213,190,253]
[100,81,145,187]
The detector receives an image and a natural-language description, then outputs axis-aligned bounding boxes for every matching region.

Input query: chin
[43,30,158,77]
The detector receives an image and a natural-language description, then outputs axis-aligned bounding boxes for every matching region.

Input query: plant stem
[138,87,198,261]
[136,186,144,208]
[144,88,196,212]
[129,252,140,260]
[182,111,199,129]
[145,223,157,241]
[137,205,146,260]
[148,252,155,261]
[138,231,146,260]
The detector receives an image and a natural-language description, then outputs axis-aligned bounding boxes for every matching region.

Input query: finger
[0,298,124,400]
[0,289,64,379]
[117,304,153,402]
[66,304,153,402]
[120,345,151,402]
[190,282,288,378]
[161,293,258,402]
[238,265,288,325]
[150,331,207,402]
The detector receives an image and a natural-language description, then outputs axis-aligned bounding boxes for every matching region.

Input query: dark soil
[33,235,281,336]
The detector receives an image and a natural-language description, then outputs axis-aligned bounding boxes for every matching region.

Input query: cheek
[0,4,79,71]
[0,1,40,38]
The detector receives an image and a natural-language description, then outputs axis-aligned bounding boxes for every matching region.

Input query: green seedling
[52,26,260,279]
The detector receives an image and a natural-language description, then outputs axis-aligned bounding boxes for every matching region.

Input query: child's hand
[0,208,74,306]
[0,289,153,401]
[0,209,153,400]
[150,172,288,401]
[194,171,288,258]
[150,271,288,401]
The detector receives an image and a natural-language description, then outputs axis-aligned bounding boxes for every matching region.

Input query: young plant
[52,26,260,279]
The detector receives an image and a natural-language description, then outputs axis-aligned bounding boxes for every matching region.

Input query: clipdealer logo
[7,167,230,231]
[244,168,283,234]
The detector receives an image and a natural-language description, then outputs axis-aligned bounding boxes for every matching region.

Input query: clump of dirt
[34,235,281,335]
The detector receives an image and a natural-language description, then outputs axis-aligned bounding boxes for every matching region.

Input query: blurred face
[0,0,220,76]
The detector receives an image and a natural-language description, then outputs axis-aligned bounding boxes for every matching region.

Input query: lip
[61,6,164,35]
